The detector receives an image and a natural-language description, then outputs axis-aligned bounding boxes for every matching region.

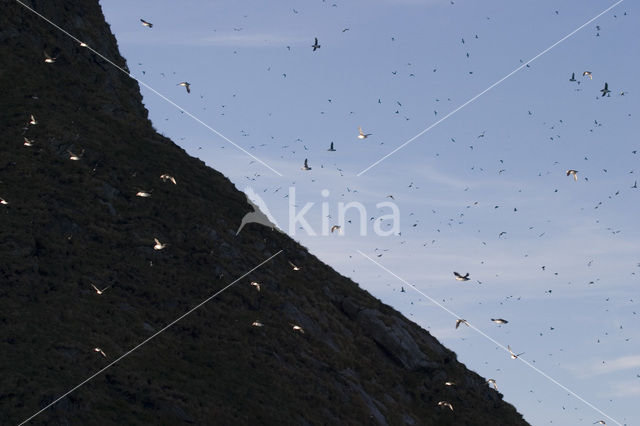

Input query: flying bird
[600,82,611,97]
[491,318,508,324]
[136,190,152,197]
[160,174,177,184]
[68,149,84,161]
[593,421,606,425]
[582,71,592,79]
[153,238,167,250]
[91,284,110,295]
[358,126,372,139]
[288,261,301,271]
[23,137,34,147]
[444,381,455,386]
[327,142,336,151]
[566,169,578,181]
[250,281,261,291]
[507,345,524,359]
[291,324,305,333]
[453,272,470,281]
[44,51,56,63]
[93,347,107,357]
[437,401,453,411]
[29,114,37,125]
[301,158,312,171]
[251,320,264,327]
[178,82,191,93]
[486,378,498,390]
[330,225,341,233]
[569,73,576,82]
[140,19,153,28]
[312,37,320,51]
[0,198,8,205]
[455,319,469,329]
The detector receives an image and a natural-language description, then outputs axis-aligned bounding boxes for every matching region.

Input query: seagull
[593,421,606,425]
[178,82,191,93]
[444,381,456,386]
[0,198,8,205]
[68,149,84,161]
[583,71,592,79]
[566,169,578,181]
[160,174,177,184]
[358,126,372,139]
[23,137,34,147]
[437,401,453,411]
[301,158,312,171]
[453,272,470,281]
[312,37,320,51]
[136,191,152,197]
[140,19,153,28]
[330,225,341,233]
[44,51,56,63]
[386,195,394,200]
[291,324,305,333]
[79,42,88,48]
[153,238,167,250]
[569,72,576,82]
[455,319,469,329]
[29,114,37,125]
[600,82,611,97]
[486,378,498,390]
[251,320,264,327]
[91,284,110,295]
[327,142,336,151]
[93,347,107,357]
[507,345,524,359]
[250,281,261,291]
[491,318,508,324]
[288,261,301,271]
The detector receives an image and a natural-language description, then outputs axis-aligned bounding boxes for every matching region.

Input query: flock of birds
[7,4,634,425]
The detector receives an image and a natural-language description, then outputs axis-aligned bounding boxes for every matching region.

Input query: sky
[95,1,640,424]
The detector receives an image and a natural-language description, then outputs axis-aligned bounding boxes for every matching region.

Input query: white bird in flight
[330,225,341,234]
[44,51,57,63]
[91,284,110,295]
[68,149,84,161]
[93,347,107,357]
[291,324,305,333]
[486,378,498,390]
[250,281,261,291]
[23,137,34,147]
[178,82,191,93]
[507,345,524,359]
[0,198,9,205]
[288,261,301,271]
[453,271,470,281]
[153,238,167,250]
[251,320,264,327]
[566,169,578,181]
[29,114,37,125]
[140,19,153,28]
[358,126,372,139]
[160,174,177,184]
[491,318,509,324]
[136,190,152,198]
[455,319,469,329]
[437,401,453,411]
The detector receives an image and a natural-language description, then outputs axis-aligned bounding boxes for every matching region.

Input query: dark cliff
[0,1,528,424]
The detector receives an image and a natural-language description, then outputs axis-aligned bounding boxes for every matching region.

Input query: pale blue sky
[99,1,639,424]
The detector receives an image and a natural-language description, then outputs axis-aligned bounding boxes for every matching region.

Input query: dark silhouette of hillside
[0,1,529,424]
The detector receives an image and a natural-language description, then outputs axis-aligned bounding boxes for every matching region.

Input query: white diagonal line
[357,0,624,176]
[18,250,283,425]
[356,249,623,426]
[14,0,283,177]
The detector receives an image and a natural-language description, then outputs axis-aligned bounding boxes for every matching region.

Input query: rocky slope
[0,0,528,424]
